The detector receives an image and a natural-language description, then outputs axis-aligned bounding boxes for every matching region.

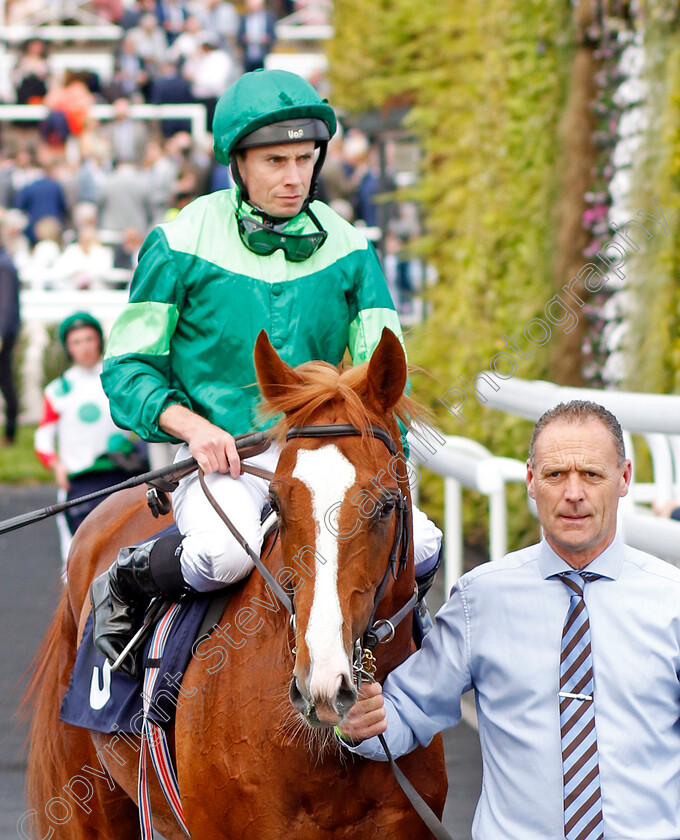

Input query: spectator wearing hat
[34,313,146,559]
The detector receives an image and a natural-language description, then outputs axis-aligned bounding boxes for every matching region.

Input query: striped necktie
[558,571,604,840]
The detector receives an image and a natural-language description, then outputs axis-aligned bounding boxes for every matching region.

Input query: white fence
[18,288,128,423]
[0,103,208,144]
[407,426,526,596]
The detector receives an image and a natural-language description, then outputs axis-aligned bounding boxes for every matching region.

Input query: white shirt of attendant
[34,326,129,491]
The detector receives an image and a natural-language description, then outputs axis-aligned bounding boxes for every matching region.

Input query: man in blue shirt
[338,399,680,840]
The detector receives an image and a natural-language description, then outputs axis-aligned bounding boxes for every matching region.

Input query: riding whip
[0,430,271,537]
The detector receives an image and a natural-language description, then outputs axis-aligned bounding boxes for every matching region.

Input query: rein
[198,422,453,840]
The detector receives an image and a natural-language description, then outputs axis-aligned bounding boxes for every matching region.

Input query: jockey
[91,69,442,677]
[35,313,143,563]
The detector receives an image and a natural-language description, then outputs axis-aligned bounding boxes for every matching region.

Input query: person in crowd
[156,0,187,44]
[90,69,442,677]
[148,60,194,137]
[10,148,42,199]
[34,313,146,557]
[13,159,68,245]
[113,226,144,271]
[21,215,62,289]
[0,208,31,275]
[339,400,680,840]
[192,0,240,52]
[183,33,236,130]
[237,0,276,73]
[111,31,149,100]
[101,97,150,165]
[98,159,151,234]
[127,13,168,81]
[52,225,114,289]
[13,38,49,105]
[167,15,206,66]
[43,70,95,140]
[164,131,210,213]
[0,236,20,447]
[143,137,179,222]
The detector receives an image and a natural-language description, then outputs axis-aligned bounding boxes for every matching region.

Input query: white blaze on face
[293,445,355,701]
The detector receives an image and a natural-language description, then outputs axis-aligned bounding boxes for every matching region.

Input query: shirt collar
[538,535,624,581]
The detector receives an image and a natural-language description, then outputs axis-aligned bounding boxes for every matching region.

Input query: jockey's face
[239,141,316,218]
[66,326,102,369]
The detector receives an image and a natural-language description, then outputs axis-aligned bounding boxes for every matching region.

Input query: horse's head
[254,328,417,728]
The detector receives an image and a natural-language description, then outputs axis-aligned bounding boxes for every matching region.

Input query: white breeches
[172,443,442,593]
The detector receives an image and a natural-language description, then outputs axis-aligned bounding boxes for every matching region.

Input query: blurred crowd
[0,0,425,307]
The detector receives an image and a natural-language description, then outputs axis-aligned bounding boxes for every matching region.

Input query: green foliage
[330,0,571,549]
[624,29,680,394]
[0,425,52,485]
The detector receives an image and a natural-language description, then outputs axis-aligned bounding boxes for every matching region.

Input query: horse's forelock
[258,357,422,444]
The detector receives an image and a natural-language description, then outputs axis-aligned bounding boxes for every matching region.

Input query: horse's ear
[366,328,407,412]
[254,329,304,404]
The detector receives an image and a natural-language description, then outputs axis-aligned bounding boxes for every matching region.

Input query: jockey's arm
[159,404,240,478]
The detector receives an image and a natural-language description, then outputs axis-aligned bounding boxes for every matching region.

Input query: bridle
[199,423,417,671]
[198,422,453,840]
[284,424,417,681]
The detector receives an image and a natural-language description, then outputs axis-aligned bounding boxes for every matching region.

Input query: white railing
[0,103,208,144]
[18,288,128,423]
[408,428,526,595]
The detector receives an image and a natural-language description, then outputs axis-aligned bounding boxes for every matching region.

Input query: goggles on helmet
[237,206,327,262]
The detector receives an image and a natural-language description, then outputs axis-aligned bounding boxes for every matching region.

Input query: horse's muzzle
[289,674,358,727]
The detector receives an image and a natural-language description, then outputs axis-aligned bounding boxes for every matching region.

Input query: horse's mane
[260,358,425,445]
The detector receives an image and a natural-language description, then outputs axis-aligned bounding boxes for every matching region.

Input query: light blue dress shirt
[347,537,680,839]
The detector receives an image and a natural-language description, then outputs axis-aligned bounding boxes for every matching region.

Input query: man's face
[526,419,631,569]
[65,326,102,369]
[238,141,316,218]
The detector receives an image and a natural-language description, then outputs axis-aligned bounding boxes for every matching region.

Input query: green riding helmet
[58,311,104,353]
[213,68,337,165]
[213,69,337,213]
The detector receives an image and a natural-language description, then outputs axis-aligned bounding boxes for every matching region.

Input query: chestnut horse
[22,328,447,839]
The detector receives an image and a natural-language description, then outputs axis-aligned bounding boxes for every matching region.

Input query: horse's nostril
[289,676,309,714]
[334,675,358,718]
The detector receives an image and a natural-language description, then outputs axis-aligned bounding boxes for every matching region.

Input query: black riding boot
[90,533,189,678]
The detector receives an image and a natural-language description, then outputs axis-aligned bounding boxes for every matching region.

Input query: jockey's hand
[159,405,241,478]
[337,681,386,743]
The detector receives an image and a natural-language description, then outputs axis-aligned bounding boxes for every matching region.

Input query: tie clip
[559,691,592,701]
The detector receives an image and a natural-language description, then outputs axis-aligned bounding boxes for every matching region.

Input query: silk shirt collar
[538,534,624,581]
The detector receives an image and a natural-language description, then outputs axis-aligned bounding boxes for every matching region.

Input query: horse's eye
[268,491,280,513]
[379,499,396,518]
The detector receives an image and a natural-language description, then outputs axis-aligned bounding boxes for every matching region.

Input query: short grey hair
[529,400,626,467]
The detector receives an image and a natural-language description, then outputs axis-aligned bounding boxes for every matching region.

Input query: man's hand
[53,461,70,491]
[159,405,241,478]
[337,681,387,743]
